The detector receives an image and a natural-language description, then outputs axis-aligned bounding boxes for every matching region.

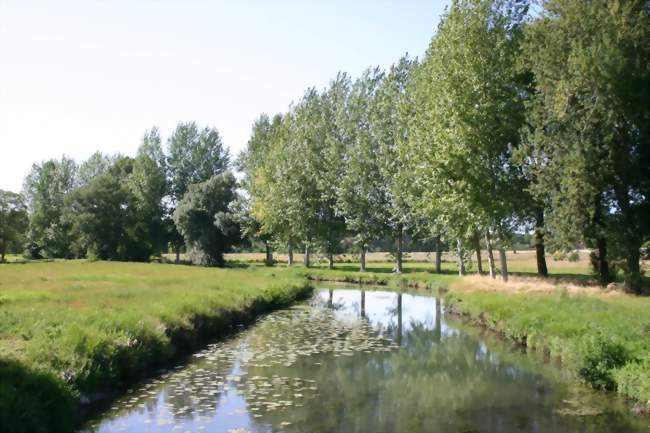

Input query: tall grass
[444,289,650,408]
[0,261,311,433]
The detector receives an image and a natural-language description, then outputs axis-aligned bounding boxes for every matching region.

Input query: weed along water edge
[82,287,648,433]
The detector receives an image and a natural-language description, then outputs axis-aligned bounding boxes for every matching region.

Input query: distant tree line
[0,122,240,266]
[239,0,649,293]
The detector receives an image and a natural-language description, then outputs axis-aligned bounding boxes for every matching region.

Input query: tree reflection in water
[83,288,648,433]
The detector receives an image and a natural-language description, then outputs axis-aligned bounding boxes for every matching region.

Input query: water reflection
[82,288,648,433]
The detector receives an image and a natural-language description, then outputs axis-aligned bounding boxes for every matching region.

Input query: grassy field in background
[0,261,311,433]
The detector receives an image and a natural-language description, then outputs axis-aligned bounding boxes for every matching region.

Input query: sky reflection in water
[82,288,648,433]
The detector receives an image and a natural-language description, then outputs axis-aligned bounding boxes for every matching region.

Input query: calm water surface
[82,287,649,433]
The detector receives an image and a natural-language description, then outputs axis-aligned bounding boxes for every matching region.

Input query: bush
[574,332,630,391]
[614,357,650,407]
[567,251,580,262]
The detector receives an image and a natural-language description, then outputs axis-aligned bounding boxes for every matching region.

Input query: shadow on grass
[0,359,76,433]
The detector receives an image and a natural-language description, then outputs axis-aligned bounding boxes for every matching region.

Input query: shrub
[574,332,630,391]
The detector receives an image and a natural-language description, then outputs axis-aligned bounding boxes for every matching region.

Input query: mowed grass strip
[0,261,311,433]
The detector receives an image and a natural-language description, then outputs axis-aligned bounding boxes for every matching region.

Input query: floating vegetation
[83,290,647,433]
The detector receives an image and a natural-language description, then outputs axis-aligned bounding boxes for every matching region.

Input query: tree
[371,56,416,273]
[76,152,113,187]
[238,114,279,265]
[521,0,650,292]
[405,0,529,280]
[173,172,240,266]
[131,127,168,256]
[166,122,230,261]
[336,67,391,271]
[316,73,351,269]
[0,190,28,262]
[23,157,77,258]
[65,157,154,261]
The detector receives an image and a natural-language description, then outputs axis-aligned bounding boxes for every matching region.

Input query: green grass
[0,261,311,433]
[444,289,650,408]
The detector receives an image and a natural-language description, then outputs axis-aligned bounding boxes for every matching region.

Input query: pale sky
[0,0,449,192]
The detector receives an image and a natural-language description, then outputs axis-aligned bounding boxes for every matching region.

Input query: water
[82,287,648,433]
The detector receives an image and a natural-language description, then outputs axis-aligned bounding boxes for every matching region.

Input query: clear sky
[0,0,449,192]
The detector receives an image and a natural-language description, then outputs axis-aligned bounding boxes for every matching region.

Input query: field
[0,261,311,433]
[1,252,648,432]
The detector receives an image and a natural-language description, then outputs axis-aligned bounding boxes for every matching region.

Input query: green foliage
[574,331,630,391]
[173,172,240,266]
[23,157,77,258]
[520,0,650,292]
[166,121,230,203]
[166,122,231,256]
[614,356,650,407]
[404,0,529,260]
[65,157,158,261]
[0,190,28,262]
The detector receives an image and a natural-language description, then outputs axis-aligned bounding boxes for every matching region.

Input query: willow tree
[405,0,529,280]
[520,0,650,292]
[166,122,230,262]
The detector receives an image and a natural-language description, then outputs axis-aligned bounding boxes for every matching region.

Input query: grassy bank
[0,261,311,433]
[444,280,650,411]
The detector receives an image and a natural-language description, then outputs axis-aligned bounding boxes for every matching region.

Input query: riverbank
[443,278,650,413]
[0,261,312,433]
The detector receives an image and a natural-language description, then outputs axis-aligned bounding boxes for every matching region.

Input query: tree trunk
[360,290,366,318]
[265,241,273,265]
[435,236,442,274]
[499,247,508,282]
[287,242,293,266]
[304,244,311,268]
[485,231,496,279]
[457,239,466,276]
[597,237,610,286]
[174,246,180,264]
[534,212,548,277]
[624,246,642,294]
[328,252,334,270]
[395,224,403,273]
[360,245,367,272]
[474,232,483,275]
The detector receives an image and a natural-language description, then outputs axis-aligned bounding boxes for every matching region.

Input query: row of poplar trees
[240,0,649,293]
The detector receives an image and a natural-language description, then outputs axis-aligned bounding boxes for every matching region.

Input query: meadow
[0,261,311,433]
[1,251,648,433]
